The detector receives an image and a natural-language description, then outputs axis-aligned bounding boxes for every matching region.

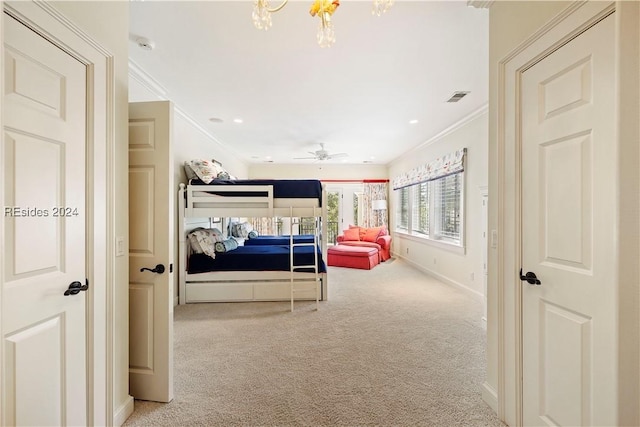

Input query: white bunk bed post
[178,183,187,305]
[321,183,328,300]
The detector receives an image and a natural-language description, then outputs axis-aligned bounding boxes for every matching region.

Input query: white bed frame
[178,182,329,305]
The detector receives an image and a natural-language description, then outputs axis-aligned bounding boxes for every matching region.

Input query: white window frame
[394,171,465,250]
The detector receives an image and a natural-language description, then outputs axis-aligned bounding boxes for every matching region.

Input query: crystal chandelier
[252,0,391,48]
[372,0,394,16]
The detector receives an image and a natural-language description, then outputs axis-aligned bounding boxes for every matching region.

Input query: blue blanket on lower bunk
[244,235,316,246]
[188,245,327,274]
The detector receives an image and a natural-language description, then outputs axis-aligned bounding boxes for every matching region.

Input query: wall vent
[446,91,470,103]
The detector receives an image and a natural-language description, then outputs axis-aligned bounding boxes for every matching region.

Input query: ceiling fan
[294,143,348,161]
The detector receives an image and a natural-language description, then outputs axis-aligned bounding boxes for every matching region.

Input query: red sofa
[336,226,391,262]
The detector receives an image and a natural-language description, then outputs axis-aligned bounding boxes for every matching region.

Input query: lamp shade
[372,199,387,210]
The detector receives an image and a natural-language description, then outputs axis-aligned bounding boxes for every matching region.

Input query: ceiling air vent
[446,91,470,103]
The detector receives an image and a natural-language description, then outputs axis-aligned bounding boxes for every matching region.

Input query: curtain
[363,182,388,229]
[392,148,466,190]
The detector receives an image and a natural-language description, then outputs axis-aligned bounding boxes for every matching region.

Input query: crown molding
[390,103,488,165]
[467,0,494,9]
[128,59,168,99]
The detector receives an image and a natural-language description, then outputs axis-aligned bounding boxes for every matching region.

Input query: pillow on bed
[230,222,253,239]
[184,162,198,180]
[214,238,238,253]
[188,228,224,258]
[342,227,360,241]
[247,230,259,239]
[188,159,225,184]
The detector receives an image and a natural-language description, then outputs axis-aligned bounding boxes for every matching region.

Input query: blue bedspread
[244,235,316,246]
[190,178,322,206]
[188,245,327,274]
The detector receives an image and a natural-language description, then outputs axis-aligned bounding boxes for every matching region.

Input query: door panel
[2,14,87,426]
[521,13,615,426]
[128,101,174,403]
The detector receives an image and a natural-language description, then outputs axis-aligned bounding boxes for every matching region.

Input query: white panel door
[128,101,174,402]
[521,14,615,426]
[2,14,87,426]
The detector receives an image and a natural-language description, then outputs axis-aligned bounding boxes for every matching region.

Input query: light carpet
[124,259,504,427]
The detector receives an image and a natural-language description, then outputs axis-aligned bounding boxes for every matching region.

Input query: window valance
[392,148,466,190]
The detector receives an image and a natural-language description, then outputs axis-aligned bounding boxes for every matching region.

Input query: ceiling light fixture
[252,0,391,48]
[409,119,419,124]
[372,0,394,16]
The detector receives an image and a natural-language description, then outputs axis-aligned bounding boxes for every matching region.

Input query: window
[397,187,409,230]
[394,171,464,247]
[412,182,429,236]
[435,173,461,242]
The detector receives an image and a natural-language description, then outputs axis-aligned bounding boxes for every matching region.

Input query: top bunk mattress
[189,179,322,206]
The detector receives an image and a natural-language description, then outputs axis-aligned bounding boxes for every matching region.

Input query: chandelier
[252,0,393,48]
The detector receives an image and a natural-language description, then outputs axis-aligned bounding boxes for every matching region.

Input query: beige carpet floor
[124,259,504,427]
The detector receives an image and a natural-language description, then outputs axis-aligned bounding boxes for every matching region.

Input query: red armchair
[336,226,391,262]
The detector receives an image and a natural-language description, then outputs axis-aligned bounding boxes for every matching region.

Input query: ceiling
[129,1,489,165]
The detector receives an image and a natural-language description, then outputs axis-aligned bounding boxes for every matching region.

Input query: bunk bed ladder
[289,206,320,312]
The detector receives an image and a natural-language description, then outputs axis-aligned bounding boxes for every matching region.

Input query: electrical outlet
[406,247,409,254]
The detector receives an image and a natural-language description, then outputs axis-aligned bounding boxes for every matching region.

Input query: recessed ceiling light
[370,156,375,160]
[265,156,272,160]
[233,118,243,124]
[409,119,419,124]
[209,117,224,123]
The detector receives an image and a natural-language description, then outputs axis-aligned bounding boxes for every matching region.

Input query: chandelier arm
[266,0,289,13]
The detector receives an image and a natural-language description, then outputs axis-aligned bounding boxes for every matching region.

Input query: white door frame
[497,1,639,425]
[0,1,115,425]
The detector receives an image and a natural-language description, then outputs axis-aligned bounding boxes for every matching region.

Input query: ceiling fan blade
[328,152,348,159]
[293,156,318,160]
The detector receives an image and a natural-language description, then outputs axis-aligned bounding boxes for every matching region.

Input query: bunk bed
[178,179,329,310]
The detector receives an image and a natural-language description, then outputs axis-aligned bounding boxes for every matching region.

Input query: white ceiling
[129,1,489,165]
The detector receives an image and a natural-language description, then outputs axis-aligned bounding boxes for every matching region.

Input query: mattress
[244,235,316,246]
[188,245,327,274]
[189,178,323,206]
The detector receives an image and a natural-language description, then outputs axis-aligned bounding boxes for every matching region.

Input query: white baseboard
[482,381,498,413]
[113,395,134,426]
[395,254,484,300]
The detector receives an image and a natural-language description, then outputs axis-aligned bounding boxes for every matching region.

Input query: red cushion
[328,245,378,257]
[362,226,385,242]
[342,228,360,241]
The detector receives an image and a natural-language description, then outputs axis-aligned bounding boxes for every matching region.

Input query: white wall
[49,1,131,423]
[388,108,488,299]
[249,163,387,180]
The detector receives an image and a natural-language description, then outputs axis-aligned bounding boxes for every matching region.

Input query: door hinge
[170,263,173,273]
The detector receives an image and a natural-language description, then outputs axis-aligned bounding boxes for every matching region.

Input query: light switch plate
[116,236,125,257]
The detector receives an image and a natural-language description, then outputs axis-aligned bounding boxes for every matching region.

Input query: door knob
[140,264,165,274]
[64,279,89,296]
[519,268,541,285]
